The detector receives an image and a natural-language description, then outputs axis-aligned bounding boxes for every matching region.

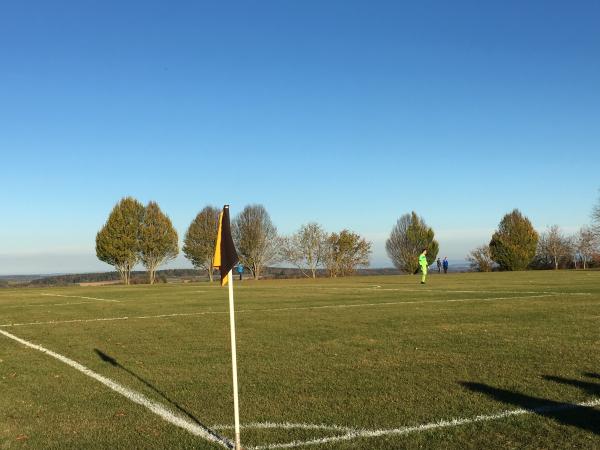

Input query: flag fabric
[213,205,239,286]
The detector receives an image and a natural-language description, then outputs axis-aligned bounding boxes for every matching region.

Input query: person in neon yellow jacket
[418,248,429,284]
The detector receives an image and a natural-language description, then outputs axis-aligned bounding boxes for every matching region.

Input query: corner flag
[213,205,239,286]
[213,205,242,450]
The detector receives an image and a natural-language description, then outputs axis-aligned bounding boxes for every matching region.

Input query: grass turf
[0,271,599,449]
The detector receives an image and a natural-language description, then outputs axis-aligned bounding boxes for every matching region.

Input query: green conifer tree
[489,209,538,271]
[386,212,439,273]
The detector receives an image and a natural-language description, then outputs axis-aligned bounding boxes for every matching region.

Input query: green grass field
[1,271,599,449]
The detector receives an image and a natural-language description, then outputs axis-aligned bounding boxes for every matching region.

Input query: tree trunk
[119,265,125,285]
[207,267,213,282]
[254,263,260,280]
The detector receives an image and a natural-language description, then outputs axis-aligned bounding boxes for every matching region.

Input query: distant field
[1,271,599,449]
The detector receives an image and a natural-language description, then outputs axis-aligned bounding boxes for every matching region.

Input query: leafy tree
[489,209,538,271]
[182,206,220,282]
[467,245,494,272]
[139,201,179,284]
[232,204,279,279]
[280,222,327,278]
[386,212,439,274]
[536,225,573,270]
[324,230,371,277]
[96,197,144,285]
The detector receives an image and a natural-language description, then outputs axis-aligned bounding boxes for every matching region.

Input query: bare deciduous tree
[467,245,494,272]
[574,226,597,269]
[183,206,220,282]
[593,190,600,237]
[232,204,279,279]
[280,222,327,278]
[537,225,573,270]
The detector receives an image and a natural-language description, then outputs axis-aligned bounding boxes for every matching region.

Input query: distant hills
[0,264,473,288]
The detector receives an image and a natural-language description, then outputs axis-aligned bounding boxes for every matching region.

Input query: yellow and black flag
[213,205,239,286]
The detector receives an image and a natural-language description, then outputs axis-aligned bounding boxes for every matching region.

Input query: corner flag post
[227,270,241,450]
[213,205,242,450]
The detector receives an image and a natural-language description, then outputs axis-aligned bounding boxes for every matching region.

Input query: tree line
[467,200,600,271]
[96,200,372,284]
[97,191,600,284]
[385,203,600,273]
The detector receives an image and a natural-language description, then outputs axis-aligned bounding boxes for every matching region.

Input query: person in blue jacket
[443,257,449,274]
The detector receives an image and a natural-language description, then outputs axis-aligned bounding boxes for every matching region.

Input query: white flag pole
[227,269,241,450]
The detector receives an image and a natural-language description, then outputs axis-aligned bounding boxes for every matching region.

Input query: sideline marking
[0,328,233,449]
[41,293,120,303]
[0,293,582,328]
[227,397,600,449]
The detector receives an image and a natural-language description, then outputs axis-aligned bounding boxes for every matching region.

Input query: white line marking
[4,302,95,309]
[0,311,227,328]
[236,294,562,314]
[1,319,598,449]
[41,293,120,303]
[369,288,588,294]
[0,293,585,328]
[289,285,592,296]
[213,422,356,432]
[238,397,600,449]
[0,328,233,449]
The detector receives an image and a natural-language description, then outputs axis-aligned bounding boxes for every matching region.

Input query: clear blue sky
[1,1,599,274]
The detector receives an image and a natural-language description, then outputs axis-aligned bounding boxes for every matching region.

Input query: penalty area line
[0,328,233,449]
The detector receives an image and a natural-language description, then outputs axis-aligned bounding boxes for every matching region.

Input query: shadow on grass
[460,373,600,435]
[94,349,232,447]
[543,374,600,397]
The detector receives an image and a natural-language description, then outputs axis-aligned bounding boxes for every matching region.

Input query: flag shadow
[460,373,600,436]
[93,349,230,446]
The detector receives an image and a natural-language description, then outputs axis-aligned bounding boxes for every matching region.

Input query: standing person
[436,258,442,273]
[237,263,244,281]
[443,257,449,274]
[419,249,428,284]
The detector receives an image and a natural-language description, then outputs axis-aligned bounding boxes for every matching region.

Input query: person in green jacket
[418,249,429,284]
